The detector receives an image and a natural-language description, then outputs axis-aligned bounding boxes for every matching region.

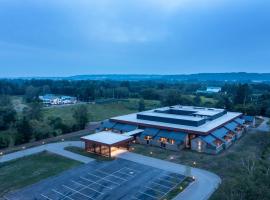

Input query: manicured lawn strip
[161,177,194,200]
[64,146,114,161]
[0,151,81,197]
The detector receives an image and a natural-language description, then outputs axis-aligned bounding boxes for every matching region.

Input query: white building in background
[196,87,222,94]
[39,94,77,105]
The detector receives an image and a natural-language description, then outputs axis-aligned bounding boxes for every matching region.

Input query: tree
[138,98,145,111]
[16,117,33,143]
[24,85,39,102]
[193,95,202,106]
[73,105,89,129]
[23,102,43,121]
[234,84,250,105]
[162,90,182,106]
[0,96,17,130]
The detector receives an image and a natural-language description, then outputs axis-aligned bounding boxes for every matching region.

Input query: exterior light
[42,141,45,145]
[179,186,183,190]
[150,151,153,155]
[193,161,196,166]
[61,138,65,142]
[22,146,26,150]
[170,156,174,160]
[0,152,3,156]
[192,176,195,180]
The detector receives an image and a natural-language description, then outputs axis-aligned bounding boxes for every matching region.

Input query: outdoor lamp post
[0,152,3,162]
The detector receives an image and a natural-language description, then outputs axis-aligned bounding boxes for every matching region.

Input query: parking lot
[5,159,186,200]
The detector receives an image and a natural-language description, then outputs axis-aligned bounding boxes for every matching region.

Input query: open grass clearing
[0,151,81,197]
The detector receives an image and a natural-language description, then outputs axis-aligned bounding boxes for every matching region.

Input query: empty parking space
[132,172,186,200]
[5,159,188,200]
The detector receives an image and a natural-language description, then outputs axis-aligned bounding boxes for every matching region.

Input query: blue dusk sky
[0,0,269,77]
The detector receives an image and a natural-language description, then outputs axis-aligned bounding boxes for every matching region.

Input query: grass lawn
[64,146,114,161]
[42,99,160,127]
[130,131,270,200]
[0,151,81,196]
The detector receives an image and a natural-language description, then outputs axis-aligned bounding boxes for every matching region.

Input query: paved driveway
[0,141,93,164]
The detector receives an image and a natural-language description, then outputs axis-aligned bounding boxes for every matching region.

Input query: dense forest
[0,79,270,149]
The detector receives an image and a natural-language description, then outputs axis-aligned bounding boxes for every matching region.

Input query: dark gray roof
[101,120,116,129]
[121,124,137,132]
[141,128,160,137]
[211,127,228,139]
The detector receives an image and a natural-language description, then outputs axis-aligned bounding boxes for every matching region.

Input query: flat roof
[156,105,225,117]
[81,131,133,145]
[123,129,144,136]
[139,111,203,121]
[111,111,242,133]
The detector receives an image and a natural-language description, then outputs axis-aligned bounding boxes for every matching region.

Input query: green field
[130,131,270,200]
[0,151,81,196]
[42,99,161,125]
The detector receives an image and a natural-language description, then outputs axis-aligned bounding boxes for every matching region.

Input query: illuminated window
[144,136,152,140]
[198,141,202,151]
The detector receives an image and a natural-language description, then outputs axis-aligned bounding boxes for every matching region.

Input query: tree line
[0,95,89,149]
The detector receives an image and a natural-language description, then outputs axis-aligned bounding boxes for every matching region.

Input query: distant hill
[5,72,270,82]
[67,73,270,82]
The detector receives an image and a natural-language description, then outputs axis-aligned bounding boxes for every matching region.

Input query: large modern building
[96,105,251,155]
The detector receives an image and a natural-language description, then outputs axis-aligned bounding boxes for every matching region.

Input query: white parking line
[40,194,53,200]
[115,170,134,177]
[80,176,112,189]
[151,181,171,189]
[157,178,177,185]
[70,180,104,195]
[131,196,141,200]
[145,186,166,195]
[96,170,128,181]
[62,185,95,200]
[123,167,140,173]
[101,177,121,186]
[87,172,104,179]
[52,189,74,200]
[139,191,158,200]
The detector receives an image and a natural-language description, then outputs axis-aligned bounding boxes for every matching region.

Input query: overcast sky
[0,0,269,77]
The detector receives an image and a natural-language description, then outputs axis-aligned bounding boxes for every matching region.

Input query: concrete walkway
[256,117,269,132]
[116,150,221,200]
[0,141,94,164]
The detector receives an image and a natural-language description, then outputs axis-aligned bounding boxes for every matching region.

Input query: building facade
[99,105,250,154]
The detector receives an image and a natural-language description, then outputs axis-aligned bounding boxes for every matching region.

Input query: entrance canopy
[81,131,133,146]
[81,131,133,157]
